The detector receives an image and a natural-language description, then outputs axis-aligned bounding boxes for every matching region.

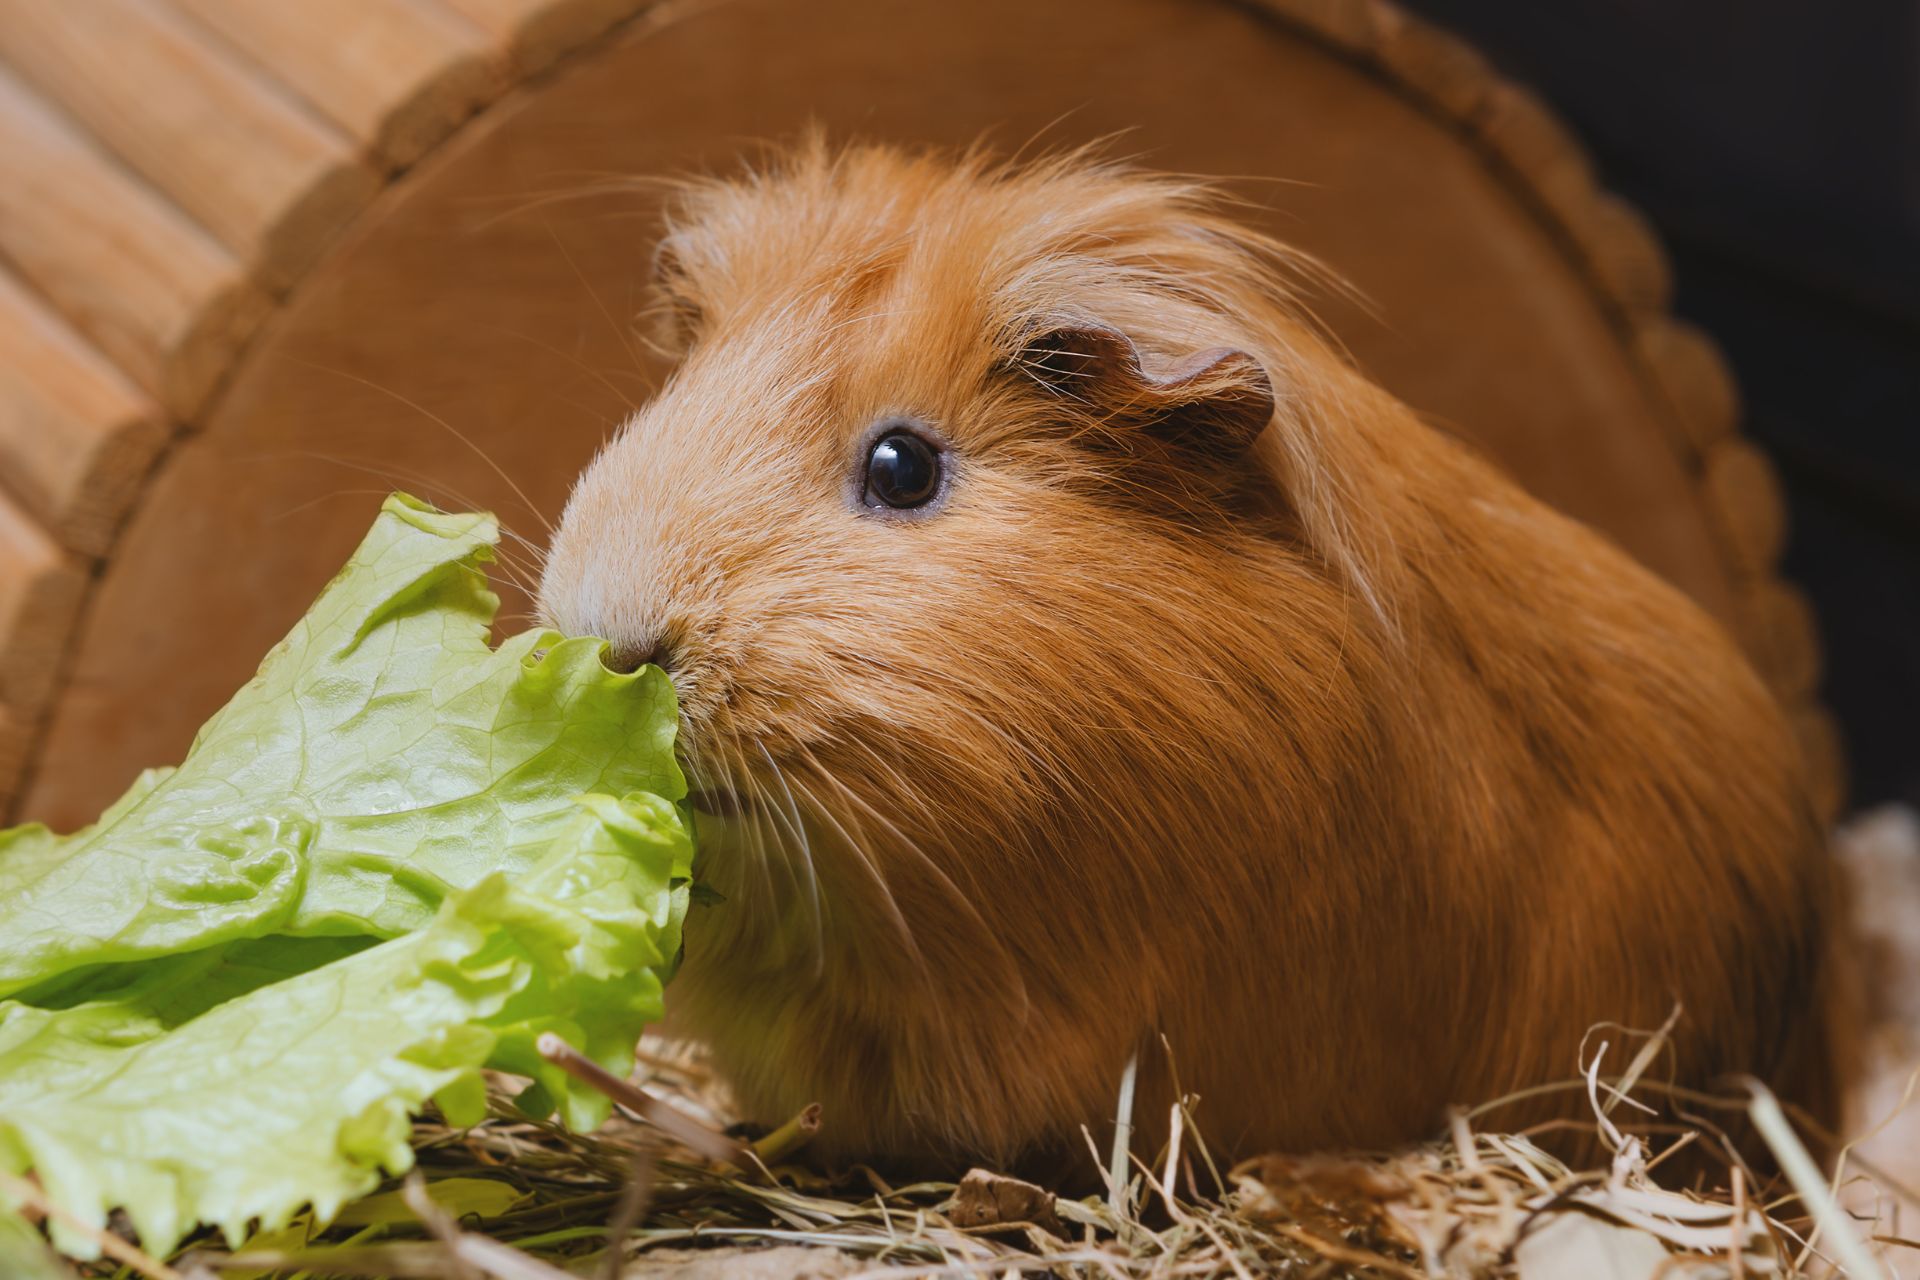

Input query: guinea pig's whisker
[757,763,826,977]
[470,320,647,412]
[786,755,932,985]
[755,741,826,979]
[289,359,554,536]
[541,220,654,380]
[825,738,1031,1022]
[264,487,409,525]
[492,544,552,602]
[739,744,809,965]
[494,524,551,567]
[796,748,1031,1026]
[715,735,780,945]
[745,767,794,955]
[264,449,498,521]
[246,448,557,603]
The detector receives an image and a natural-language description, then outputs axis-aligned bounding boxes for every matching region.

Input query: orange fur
[538,139,1840,1172]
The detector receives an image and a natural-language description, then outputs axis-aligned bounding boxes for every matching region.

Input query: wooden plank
[1636,318,1739,456]
[1471,82,1597,241]
[1369,4,1494,119]
[438,0,647,73]
[1256,0,1382,51]
[0,273,169,559]
[0,67,269,420]
[1791,704,1846,824]
[0,491,87,721]
[1702,439,1788,582]
[1572,192,1673,319]
[0,0,379,289]
[169,0,501,170]
[1737,578,1822,703]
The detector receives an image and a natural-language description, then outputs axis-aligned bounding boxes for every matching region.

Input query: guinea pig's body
[539,141,1840,1171]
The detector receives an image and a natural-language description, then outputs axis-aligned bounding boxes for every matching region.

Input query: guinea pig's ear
[1021,323,1275,458]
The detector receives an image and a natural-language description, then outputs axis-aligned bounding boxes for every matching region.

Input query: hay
[23,820,1920,1278]
[113,1019,1908,1280]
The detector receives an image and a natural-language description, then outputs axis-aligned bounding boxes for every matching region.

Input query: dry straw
[118,1019,1912,1279]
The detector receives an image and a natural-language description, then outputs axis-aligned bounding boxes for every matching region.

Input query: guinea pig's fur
[538,138,1842,1173]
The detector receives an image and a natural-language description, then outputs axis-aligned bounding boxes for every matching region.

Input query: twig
[750,1103,824,1167]
[536,1033,744,1165]
[402,1171,481,1280]
[0,1170,183,1280]
[599,1151,655,1280]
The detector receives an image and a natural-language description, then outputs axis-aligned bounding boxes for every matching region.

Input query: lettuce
[0,496,692,1259]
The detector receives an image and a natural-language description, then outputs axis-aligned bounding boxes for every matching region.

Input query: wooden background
[0,0,1838,829]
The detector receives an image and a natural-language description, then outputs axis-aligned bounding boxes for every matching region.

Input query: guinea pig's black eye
[863,430,943,510]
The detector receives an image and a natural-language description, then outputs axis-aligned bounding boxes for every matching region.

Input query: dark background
[1401,0,1920,813]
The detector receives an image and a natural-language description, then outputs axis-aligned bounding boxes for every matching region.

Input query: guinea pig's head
[538,141,1385,979]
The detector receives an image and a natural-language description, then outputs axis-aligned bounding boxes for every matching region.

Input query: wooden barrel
[0,0,1841,828]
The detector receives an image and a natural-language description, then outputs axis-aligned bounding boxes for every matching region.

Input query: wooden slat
[0,67,268,420]
[1260,0,1381,50]
[1368,4,1494,119]
[0,493,87,722]
[1637,318,1739,456]
[1702,439,1789,582]
[0,273,168,559]
[1791,704,1847,824]
[169,0,501,170]
[1737,578,1822,703]
[1572,192,1673,318]
[0,0,379,289]
[438,0,646,73]
[1472,81,1597,236]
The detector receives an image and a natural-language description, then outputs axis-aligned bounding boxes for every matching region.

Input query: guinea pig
[537,138,1842,1174]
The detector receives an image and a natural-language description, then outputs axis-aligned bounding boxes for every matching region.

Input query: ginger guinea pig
[537,140,1840,1171]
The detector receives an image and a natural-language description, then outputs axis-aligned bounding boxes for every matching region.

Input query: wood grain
[0,0,379,289]
[0,0,1836,818]
[18,0,1776,822]
[169,0,501,170]
[0,66,268,420]
[0,272,169,559]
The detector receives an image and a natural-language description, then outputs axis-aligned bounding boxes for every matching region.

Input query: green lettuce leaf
[0,495,694,1259]
[0,795,689,1257]
[0,493,683,997]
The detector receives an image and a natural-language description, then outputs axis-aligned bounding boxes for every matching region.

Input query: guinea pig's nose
[603,633,676,676]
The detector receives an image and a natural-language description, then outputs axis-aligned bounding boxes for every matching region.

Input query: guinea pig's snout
[602,631,678,676]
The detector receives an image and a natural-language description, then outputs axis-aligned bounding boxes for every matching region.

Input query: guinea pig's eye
[862,429,943,510]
